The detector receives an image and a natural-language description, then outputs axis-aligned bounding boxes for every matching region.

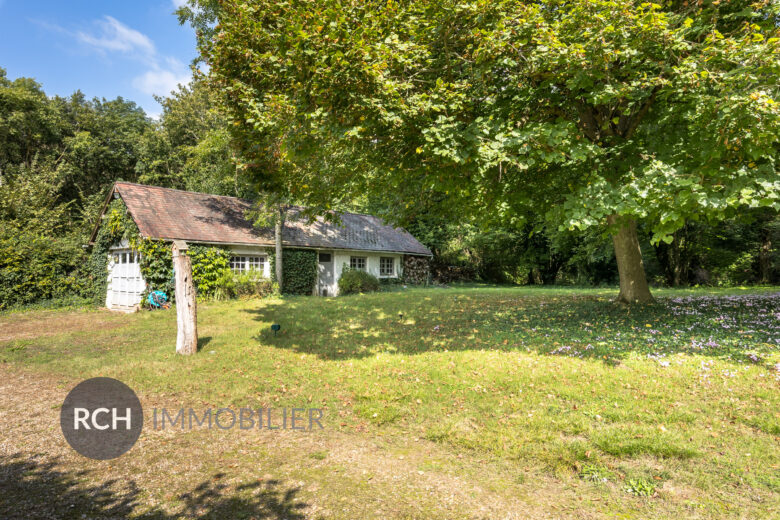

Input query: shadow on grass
[243,290,779,365]
[0,453,311,519]
[197,336,212,352]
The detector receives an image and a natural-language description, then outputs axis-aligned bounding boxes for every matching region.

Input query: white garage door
[108,250,145,310]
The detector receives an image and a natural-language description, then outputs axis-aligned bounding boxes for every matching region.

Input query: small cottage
[89,182,432,310]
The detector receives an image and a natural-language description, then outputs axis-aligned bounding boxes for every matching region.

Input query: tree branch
[623,86,660,140]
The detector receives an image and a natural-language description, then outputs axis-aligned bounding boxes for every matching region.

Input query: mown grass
[2,285,779,518]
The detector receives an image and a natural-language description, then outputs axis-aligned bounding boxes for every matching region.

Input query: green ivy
[0,230,90,309]
[269,248,317,295]
[88,198,236,304]
[137,239,174,300]
[189,245,231,298]
[87,199,140,305]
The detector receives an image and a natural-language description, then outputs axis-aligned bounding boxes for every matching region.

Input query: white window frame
[349,256,367,272]
[230,255,267,276]
[379,256,395,277]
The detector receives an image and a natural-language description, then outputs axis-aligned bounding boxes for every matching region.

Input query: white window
[230,256,247,272]
[230,255,266,276]
[114,252,138,264]
[248,256,264,273]
[349,256,367,271]
[380,257,394,277]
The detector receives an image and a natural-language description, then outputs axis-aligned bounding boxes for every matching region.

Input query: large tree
[187,0,779,302]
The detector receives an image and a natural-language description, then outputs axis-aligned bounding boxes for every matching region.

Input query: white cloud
[132,67,190,97]
[172,0,188,7]
[77,16,155,57]
[73,16,191,99]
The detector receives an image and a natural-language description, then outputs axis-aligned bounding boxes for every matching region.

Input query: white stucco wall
[225,246,403,296]
[108,242,405,303]
[329,250,402,296]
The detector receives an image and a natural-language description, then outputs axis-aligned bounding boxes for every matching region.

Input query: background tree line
[0,68,244,308]
[0,57,776,309]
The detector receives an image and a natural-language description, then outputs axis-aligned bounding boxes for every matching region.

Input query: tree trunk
[275,207,284,293]
[759,227,771,284]
[173,241,197,355]
[608,215,654,304]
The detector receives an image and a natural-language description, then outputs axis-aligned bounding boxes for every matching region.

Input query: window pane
[380,257,394,276]
[350,256,366,271]
[319,253,331,263]
[248,256,265,275]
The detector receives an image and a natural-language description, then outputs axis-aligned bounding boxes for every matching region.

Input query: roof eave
[87,184,120,246]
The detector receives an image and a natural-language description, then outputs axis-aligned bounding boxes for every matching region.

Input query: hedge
[270,248,318,295]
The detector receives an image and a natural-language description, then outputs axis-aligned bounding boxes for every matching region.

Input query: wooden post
[172,240,197,355]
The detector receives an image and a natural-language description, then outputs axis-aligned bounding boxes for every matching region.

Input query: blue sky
[0,1,196,117]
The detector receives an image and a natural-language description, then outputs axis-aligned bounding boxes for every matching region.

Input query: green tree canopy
[189,0,780,302]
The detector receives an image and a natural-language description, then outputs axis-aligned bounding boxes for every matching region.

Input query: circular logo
[60,377,143,460]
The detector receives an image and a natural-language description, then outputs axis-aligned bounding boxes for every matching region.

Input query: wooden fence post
[172,240,197,355]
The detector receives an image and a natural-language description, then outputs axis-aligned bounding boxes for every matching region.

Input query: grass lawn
[1,285,778,519]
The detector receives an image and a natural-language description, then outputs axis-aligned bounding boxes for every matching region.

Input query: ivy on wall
[89,198,234,304]
[189,245,231,298]
[88,199,141,305]
[269,248,317,295]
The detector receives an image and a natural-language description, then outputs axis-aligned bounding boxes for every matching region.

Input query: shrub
[234,270,275,298]
[0,232,90,309]
[338,267,380,295]
[213,269,275,300]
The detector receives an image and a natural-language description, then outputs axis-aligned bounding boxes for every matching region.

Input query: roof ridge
[115,182,397,222]
[104,181,431,255]
[115,181,253,203]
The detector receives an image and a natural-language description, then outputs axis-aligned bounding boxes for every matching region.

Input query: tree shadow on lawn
[197,336,212,352]
[0,452,311,519]
[243,291,779,365]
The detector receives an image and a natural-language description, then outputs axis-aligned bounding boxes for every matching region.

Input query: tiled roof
[102,182,431,256]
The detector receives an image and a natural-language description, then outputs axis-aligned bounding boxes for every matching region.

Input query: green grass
[2,285,779,518]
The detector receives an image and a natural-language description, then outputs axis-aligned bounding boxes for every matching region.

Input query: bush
[338,268,381,295]
[213,269,276,300]
[0,228,90,309]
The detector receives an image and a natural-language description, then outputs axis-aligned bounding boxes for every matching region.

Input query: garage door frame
[107,248,146,311]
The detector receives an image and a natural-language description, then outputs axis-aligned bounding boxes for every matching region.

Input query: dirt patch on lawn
[0,309,129,343]
[0,367,576,519]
